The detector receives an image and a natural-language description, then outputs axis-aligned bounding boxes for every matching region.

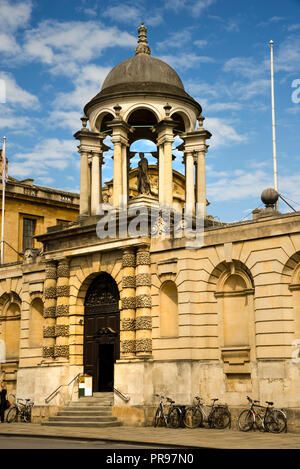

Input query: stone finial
[80,115,88,131]
[113,104,122,118]
[198,114,205,128]
[135,22,151,56]
[164,103,172,118]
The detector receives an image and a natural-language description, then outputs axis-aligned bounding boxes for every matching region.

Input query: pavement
[0,422,300,449]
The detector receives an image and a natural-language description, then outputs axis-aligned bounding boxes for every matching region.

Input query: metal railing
[114,387,130,403]
[45,373,81,404]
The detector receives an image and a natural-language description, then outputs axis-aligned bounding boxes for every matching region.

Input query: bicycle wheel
[22,409,31,423]
[212,407,231,429]
[264,409,287,434]
[153,408,163,427]
[254,413,265,432]
[238,409,255,431]
[167,407,181,429]
[183,406,203,429]
[6,406,17,423]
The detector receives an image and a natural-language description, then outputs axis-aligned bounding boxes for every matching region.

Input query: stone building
[1,24,300,429]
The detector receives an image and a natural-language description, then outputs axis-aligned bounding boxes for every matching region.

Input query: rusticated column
[135,246,152,358]
[55,259,70,360]
[43,261,57,360]
[120,249,136,358]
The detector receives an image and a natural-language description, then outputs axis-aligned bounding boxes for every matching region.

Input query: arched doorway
[84,273,120,392]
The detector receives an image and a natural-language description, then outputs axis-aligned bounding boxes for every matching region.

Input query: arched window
[222,274,249,347]
[160,281,179,337]
[29,298,44,348]
[5,302,21,360]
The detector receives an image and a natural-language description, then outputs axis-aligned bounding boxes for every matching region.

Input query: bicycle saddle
[212,398,218,402]
[266,401,274,406]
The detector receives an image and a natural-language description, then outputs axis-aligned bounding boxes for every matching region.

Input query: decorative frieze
[121,318,136,331]
[136,316,152,330]
[122,275,136,288]
[136,294,152,308]
[136,273,151,287]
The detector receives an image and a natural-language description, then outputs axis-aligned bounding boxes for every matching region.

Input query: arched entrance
[84,273,120,392]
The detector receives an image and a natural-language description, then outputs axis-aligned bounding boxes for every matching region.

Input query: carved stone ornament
[43,306,56,318]
[56,304,69,317]
[122,252,136,268]
[44,286,56,299]
[136,251,150,266]
[55,325,69,337]
[43,346,55,359]
[135,273,151,287]
[135,338,152,353]
[136,316,152,330]
[57,262,70,278]
[121,318,136,331]
[43,326,56,338]
[122,275,136,288]
[121,296,136,310]
[121,340,136,354]
[45,263,57,279]
[54,345,69,358]
[136,294,152,308]
[56,285,70,297]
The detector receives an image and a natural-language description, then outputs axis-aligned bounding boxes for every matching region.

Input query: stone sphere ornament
[261,187,279,207]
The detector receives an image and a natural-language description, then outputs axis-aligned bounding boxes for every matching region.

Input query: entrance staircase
[42,392,123,428]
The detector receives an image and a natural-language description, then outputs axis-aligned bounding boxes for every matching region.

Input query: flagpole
[270,40,279,211]
[1,136,6,264]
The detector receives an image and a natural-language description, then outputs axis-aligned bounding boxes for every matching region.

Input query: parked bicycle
[238,396,287,433]
[153,394,182,428]
[183,396,231,429]
[6,396,34,423]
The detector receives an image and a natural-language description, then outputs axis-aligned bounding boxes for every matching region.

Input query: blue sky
[1,0,300,222]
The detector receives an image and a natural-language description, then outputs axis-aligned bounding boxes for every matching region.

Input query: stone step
[66,404,113,411]
[42,420,122,428]
[49,415,119,422]
[58,410,112,416]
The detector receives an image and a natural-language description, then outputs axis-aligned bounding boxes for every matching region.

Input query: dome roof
[101,53,184,91]
[84,23,201,115]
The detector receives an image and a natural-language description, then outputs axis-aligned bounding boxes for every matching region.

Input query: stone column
[158,144,164,205]
[112,139,123,208]
[164,140,173,207]
[196,146,207,217]
[79,148,89,217]
[43,261,57,360]
[91,152,101,215]
[135,247,152,358]
[120,249,136,358]
[55,259,70,360]
[121,143,128,208]
[185,152,195,216]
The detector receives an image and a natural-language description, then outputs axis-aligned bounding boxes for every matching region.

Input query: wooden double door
[84,273,120,392]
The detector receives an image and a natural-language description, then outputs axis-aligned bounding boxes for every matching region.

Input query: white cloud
[9,138,78,179]
[205,117,247,149]
[0,0,32,32]
[22,20,136,74]
[0,72,39,108]
[158,53,214,70]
